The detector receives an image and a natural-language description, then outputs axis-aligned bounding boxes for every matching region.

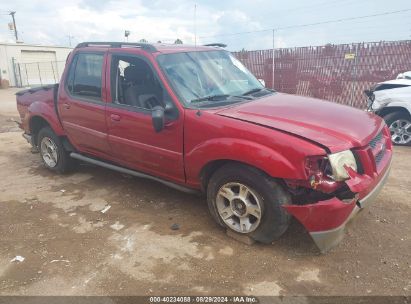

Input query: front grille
[369,131,383,149]
[369,131,386,166]
[375,150,385,164]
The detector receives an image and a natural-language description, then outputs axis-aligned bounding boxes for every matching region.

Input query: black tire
[37,127,75,173]
[207,163,291,244]
[383,111,411,146]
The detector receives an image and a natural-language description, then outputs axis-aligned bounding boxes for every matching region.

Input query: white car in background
[365,71,411,146]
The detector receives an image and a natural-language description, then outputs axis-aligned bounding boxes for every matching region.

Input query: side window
[67,53,104,100]
[66,55,77,93]
[110,55,164,110]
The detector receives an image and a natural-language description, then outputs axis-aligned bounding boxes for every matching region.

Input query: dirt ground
[0,88,410,297]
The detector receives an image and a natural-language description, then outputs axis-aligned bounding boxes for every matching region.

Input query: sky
[0,0,410,51]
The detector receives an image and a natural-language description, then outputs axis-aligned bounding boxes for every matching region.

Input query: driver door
[105,51,185,184]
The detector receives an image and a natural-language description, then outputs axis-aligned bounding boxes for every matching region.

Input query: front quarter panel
[184,109,326,188]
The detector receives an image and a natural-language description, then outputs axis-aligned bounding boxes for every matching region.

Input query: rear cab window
[66,53,104,101]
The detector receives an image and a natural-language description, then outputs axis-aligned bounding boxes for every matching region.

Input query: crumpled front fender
[284,161,392,253]
[284,197,357,233]
[284,197,358,253]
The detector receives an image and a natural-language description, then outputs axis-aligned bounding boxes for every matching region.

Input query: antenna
[194,4,197,47]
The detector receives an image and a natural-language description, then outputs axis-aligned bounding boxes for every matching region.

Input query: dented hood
[216,93,384,152]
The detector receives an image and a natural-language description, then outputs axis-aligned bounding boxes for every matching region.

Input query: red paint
[17,88,66,137]
[216,93,383,153]
[284,198,357,232]
[16,43,393,236]
[345,165,373,193]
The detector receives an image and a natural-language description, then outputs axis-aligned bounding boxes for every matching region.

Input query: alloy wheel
[40,137,58,168]
[389,119,411,145]
[216,182,262,233]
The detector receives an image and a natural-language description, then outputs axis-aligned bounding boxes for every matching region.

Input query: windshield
[157,50,266,106]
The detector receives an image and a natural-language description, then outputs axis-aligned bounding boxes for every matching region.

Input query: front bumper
[284,158,392,253]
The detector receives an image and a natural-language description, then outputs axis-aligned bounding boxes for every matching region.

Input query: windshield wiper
[191,94,254,104]
[191,94,231,103]
[242,88,265,96]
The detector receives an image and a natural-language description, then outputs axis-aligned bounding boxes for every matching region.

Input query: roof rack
[75,42,157,52]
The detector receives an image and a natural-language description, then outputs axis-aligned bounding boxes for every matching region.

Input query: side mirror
[258,79,266,87]
[151,106,165,132]
[363,89,375,101]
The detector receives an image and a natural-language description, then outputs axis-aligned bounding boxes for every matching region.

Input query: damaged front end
[283,126,393,253]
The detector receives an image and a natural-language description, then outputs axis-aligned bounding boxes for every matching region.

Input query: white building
[0,43,72,87]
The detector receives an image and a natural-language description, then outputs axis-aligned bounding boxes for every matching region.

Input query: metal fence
[233,40,411,109]
[13,60,66,88]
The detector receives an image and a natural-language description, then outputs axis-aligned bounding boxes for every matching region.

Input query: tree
[239,48,249,60]
[157,40,162,43]
[174,38,183,44]
[139,38,148,43]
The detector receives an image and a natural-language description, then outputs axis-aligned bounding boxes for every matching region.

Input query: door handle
[63,103,71,109]
[110,114,121,122]
[164,121,175,128]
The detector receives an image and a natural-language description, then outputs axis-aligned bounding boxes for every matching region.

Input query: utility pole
[67,34,75,47]
[9,11,18,42]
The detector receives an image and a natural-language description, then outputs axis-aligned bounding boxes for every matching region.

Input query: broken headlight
[328,150,357,181]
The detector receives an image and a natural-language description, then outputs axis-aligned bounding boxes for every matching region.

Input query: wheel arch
[379,106,411,119]
[200,159,240,192]
[29,115,51,146]
[199,159,286,193]
[29,115,74,151]
[186,137,308,191]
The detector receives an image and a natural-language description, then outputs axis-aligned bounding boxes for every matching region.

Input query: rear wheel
[37,127,75,173]
[207,163,291,243]
[383,112,411,146]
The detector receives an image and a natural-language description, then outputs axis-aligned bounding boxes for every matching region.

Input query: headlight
[371,100,383,110]
[328,150,357,181]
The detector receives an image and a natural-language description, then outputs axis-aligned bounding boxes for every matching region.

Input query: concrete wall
[0,43,72,87]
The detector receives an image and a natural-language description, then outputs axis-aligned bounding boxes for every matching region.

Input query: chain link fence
[13,60,66,88]
[233,40,411,109]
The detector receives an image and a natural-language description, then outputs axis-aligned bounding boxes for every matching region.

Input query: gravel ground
[0,88,410,296]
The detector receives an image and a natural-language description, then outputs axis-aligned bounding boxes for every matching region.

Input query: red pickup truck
[16,42,392,252]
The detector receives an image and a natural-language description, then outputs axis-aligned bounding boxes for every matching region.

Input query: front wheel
[37,127,76,173]
[206,163,291,243]
[383,112,411,146]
